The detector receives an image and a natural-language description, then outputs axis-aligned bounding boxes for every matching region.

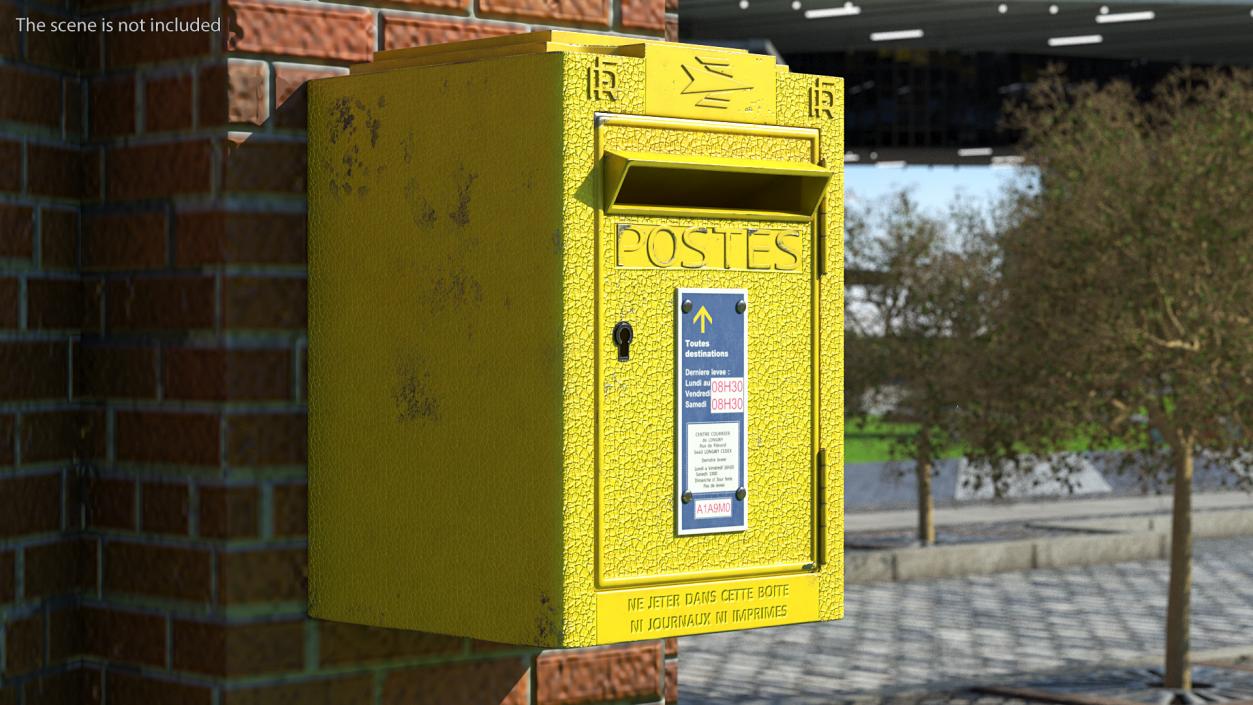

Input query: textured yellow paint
[308,33,844,648]
[596,574,818,642]
[642,43,778,124]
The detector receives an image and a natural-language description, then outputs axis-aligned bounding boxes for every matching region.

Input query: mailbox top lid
[352,29,777,76]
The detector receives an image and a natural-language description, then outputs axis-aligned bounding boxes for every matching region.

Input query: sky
[845,164,1030,215]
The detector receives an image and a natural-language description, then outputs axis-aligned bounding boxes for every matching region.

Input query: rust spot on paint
[449,167,478,227]
[393,362,439,423]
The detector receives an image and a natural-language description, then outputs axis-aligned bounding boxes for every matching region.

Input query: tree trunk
[917,431,935,546]
[1164,438,1195,690]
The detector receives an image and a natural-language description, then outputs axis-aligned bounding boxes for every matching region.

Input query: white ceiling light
[805,2,861,19]
[997,3,1007,13]
[875,161,907,168]
[958,147,994,157]
[1048,34,1103,46]
[1096,10,1155,23]
[870,28,924,41]
[1049,4,1059,14]
[739,0,749,8]
[792,0,802,9]
[992,155,1025,165]
[844,152,861,162]
[1099,5,1109,14]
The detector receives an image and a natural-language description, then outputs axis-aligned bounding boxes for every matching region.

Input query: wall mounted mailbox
[307,30,845,647]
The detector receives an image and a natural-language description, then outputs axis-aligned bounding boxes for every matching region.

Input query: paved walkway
[680,537,1253,704]
[847,491,1253,533]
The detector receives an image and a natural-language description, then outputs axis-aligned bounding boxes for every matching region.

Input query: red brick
[87,477,135,529]
[164,347,292,401]
[106,140,213,200]
[26,670,102,705]
[227,0,375,62]
[217,547,306,604]
[222,137,305,194]
[0,203,35,258]
[621,0,664,32]
[535,642,662,705]
[223,276,306,330]
[201,61,268,127]
[665,659,677,704]
[24,537,97,598]
[81,606,166,667]
[0,1,17,59]
[145,72,194,131]
[199,485,259,538]
[479,0,607,26]
[224,676,374,705]
[173,619,305,676]
[141,481,190,534]
[83,211,167,270]
[319,622,461,666]
[82,148,102,201]
[106,4,215,67]
[0,342,68,400]
[105,275,216,331]
[5,613,44,676]
[75,344,158,399]
[226,413,305,466]
[273,63,343,129]
[116,410,220,466]
[0,65,62,128]
[103,541,212,601]
[64,77,83,135]
[26,277,84,330]
[382,660,529,705]
[28,143,83,199]
[0,413,13,465]
[272,483,306,537]
[176,211,306,266]
[0,474,59,538]
[0,278,17,329]
[380,14,517,51]
[0,140,20,193]
[19,410,105,463]
[40,209,79,270]
[45,605,82,667]
[107,672,212,705]
[25,11,82,71]
[0,550,14,603]
[90,75,136,138]
[664,637,677,657]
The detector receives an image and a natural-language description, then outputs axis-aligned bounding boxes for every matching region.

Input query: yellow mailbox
[307,31,845,647]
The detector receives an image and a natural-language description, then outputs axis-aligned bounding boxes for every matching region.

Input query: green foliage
[962,67,1253,489]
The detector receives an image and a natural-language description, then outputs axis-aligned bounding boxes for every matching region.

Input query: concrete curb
[847,508,1253,584]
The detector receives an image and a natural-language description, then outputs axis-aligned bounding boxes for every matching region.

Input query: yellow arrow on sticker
[693,305,713,334]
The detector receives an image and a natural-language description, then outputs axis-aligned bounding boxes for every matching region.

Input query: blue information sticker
[676,288,748,535]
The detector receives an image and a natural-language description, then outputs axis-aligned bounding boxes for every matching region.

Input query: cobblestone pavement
[681,537,1253,704]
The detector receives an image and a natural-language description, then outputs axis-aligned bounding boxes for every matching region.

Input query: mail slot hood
[602,149,832,222]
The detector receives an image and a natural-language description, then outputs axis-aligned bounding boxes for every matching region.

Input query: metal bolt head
[735,300,746,314]
[681,491,693,504]
[735,487,746,501]
[682,299,693,314]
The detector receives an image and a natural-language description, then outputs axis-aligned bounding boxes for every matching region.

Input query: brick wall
[0,0,680,702]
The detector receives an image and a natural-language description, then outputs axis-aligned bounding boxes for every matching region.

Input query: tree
[845,191,999,545]
[967,67,1253,689]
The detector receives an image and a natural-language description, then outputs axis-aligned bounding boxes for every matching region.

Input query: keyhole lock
[613,321,634,362]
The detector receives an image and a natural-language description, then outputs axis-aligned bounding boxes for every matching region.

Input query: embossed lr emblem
[680,56,751,109]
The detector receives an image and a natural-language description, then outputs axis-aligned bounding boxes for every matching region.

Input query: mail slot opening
[603,150,832,221]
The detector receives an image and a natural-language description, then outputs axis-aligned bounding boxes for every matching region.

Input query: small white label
[694,498,733,518]
[687,422,740,493]
[709,376,745,414]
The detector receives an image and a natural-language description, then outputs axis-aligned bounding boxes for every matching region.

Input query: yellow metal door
[594,115,824,588]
